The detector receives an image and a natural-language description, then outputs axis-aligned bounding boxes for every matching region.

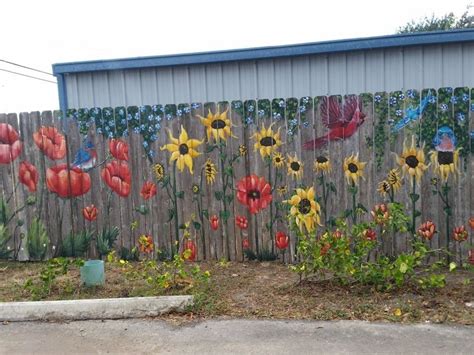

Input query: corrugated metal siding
[64,43,474,108]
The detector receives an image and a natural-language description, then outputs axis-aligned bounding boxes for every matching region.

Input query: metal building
[52,30,474,111]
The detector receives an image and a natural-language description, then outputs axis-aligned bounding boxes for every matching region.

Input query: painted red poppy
[275,231,289,250]
[182,240,197,261]
[0,123,22,164]
[469,217,474,230]
[33,126,66,160]
[236,175,272,214]
[453,225,468,242]
[363,228,377,241]
[469,249,474,265]
[210,215,219,231]
[46,164,91,198]
[19,161,38,192]
[101,160,131,197]
[235,215,248,229]
[83,204,98,221]
[242,238,250,249]
[417,220,436,241]
[138,234,154,254]
[140,181,157,200]
[109,139,129,161]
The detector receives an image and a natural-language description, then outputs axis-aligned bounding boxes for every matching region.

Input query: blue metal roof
[52,29,474,75]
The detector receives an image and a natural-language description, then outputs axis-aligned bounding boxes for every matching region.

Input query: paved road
[0,319,472,354]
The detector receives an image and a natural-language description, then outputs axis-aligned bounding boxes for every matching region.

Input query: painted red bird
[303,95,365,150]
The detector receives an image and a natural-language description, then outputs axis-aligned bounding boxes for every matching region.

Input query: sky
[0,0,470,113]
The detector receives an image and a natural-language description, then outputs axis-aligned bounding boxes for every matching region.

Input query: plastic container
[80,259,105,286]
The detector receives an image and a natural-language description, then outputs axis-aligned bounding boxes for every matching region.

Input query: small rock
[261,262,270,267]
[232,274,238,277]
[466,302,473,308]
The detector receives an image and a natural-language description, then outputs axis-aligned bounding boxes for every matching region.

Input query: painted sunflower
[204,159,217,184]
[160,126,203,174]
[313,155,331,174]
[285,187,321,233]
[252,123,283,159]
[199,109,235,142]
[343,153,366,185]
[192,184,200,194]
[277,185,288,196]
[387,168,402,192]
[153,163,165,181]
[272,152,285,168]
[430,149,460,182]
[377,180,391,197]
[287,153,304,180]
[238,144,247,157]
[395,136,428,183]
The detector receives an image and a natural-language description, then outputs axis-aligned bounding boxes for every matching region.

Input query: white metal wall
[64,43,474,108]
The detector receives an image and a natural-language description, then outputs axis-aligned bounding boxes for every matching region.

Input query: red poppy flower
[453,226,468,242]
[109,139,129,161]
[33,126,66,160]
[83,204,98,221]
[236,175,272,214]
[320,242,331,256]
[101,160,131,197]
[371,204,389,225]
[469,217,474,230]
[242,238,250,249]
[182,240,196,261]
[417,221,436,241]
[469,249,474,266]
[138,234,154,254]
[363,228,376,241]
[275,231,289,250]
[0,123,22,164]
[18,161,38,192]
[210,215,219,231]
[235,215,248,229]
[140,181,157,200]
[46,164,91,198]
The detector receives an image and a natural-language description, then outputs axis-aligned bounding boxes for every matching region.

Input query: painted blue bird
[392,91,434,133]
[432,126,456,152]
[72,140,97,171]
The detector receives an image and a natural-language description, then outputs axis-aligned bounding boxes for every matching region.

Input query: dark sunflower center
[298,198,311,214]
[260,136,276,147]
[211,119,226,129]
[247,189,261,200]
[405,155,419,168]
[179,144,189,155]
[290,162,300,171]
[275,157,282,162]
[348,163,358,173]
[316,156,328,163]
[437,151,453,165]
[382,182,390,191]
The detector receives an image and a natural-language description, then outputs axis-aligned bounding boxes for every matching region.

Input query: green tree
[397,5,473,33]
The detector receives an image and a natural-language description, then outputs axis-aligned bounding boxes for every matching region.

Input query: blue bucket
[80,260,105,287]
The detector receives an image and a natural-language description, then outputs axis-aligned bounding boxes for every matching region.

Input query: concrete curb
[0,295,193,322]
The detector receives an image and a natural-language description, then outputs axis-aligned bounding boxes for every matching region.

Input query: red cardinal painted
[303,95,365,150]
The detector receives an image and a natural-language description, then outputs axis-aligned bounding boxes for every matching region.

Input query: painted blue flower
[177,109,183,117]
[446,87,453,94]
[450,96,458,104]
[96,128,103,134]
[147,114,153,121]
[121,119,126,125]
[303,120,310,127]
[184,107,191,114]
[398,93,405,100]
[289,119,297,126]
[191,102,201,110]
[299,106,306,113]
[108,132,114,138]
[278,100,286,108]
[232,101,241,109]
[133,127,140,134]
[395,109,402,117]
[456,112,465,122]
[123,130,129,137]
[273,112,282,120]
[142,141,148,148]
[471,103,474,112]
[156,115,162,122]
[155,123,161,130]
[462,93,469,102]
[150,134,158,142]
[470,131,474,139]
[428,96,436,104]
[407,90,415,99]
[166,114,172,121]
[247,104,254,112]
[389,96,397,106]
[118,108,124,115]
[93,108,100,115]
[134,113,140,120]
[387,118,394,125]
[440,103,448,112]
[374,95,382,103]
[258,109,265,118]
[108,120,114,127]
[302,97,310,104]
[245,117,254,125]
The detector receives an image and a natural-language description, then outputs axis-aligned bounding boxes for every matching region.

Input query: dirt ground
[1,260,473,325]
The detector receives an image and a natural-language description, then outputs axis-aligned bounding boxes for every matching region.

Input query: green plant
[60,230,93,257]
[24,257,84,300]
[26,218,49,261]
[0,224,13,259]
[97,226,119,258]
[119,246,139,261]
[257,249,278,262]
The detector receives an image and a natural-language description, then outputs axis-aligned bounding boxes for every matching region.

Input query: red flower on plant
[33,126,66,160]
[210,215,219,231]
[236,175,272,214]
[469,217,474,230]
[182,240,197,261]
[82,204,98,221]
[363,228,377,241]
[235,215,248,229]
[453,226,468,242]
[320,242,331,256]
[371,204,389,225]
[18,161,38,192]
[101,160,131,197]
[46,164,91,198]
[417,220,436,241]
[109,139,129,161]
[275,231,289,250]
[138,234,154,254]
[0,123,22,164]
[140,181,157,200]
[242,238,250,249]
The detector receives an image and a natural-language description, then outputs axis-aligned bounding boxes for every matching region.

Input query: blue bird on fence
[72,140,97,171]
[433,126,456,152]
[391,91,434,133]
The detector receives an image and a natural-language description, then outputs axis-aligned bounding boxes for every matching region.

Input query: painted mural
[0,86,473,263]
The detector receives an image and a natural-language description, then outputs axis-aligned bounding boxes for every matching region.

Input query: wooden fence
[1,86,473,262]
